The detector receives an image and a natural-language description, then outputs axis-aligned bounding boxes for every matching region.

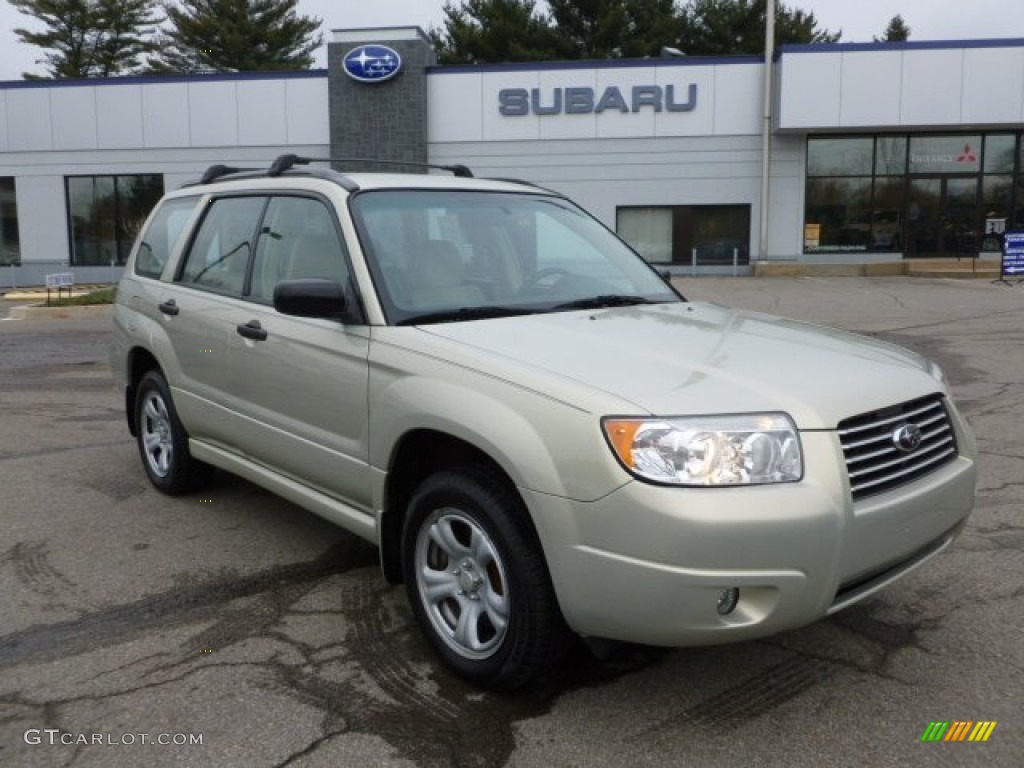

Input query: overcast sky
[1,0,1023,81]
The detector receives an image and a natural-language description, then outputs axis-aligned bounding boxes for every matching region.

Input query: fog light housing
[717,588,740,615]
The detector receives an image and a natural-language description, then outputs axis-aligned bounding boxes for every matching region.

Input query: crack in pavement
[0,538,377,669]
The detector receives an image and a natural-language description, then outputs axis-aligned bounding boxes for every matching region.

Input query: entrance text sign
[44,271,75,305]
[999,231,1024,285]
[45,272,74,289]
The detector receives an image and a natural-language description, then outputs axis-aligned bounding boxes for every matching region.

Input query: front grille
[838,394,958,501]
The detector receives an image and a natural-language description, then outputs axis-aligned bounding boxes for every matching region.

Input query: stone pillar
[328,27,436,174]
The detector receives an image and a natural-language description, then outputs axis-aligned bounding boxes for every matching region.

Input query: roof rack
[192,154,477,192]
[191,155,358,191]
[200,164,258,184]
[327,157,474,177]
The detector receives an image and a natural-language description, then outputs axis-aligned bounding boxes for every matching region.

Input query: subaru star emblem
[892,423,923,453]
[343,45,402,83]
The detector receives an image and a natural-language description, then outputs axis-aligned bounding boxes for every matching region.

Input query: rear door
[157,194,266,446]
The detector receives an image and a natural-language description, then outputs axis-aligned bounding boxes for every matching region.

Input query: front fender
[369,372,627,503]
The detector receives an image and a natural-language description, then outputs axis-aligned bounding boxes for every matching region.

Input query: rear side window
[134,197,199,279]
[179,196,265,296]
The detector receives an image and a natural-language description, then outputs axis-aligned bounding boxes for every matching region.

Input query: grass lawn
[45,286,117,306]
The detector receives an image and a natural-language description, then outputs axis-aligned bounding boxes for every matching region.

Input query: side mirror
[273,278,348,319]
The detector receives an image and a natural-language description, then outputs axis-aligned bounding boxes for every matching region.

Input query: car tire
[402,466,570,689]
[135,370,212,495]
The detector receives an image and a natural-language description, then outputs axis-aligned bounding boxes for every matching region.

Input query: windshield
[349,189,680,324]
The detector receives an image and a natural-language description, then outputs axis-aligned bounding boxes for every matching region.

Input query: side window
[250,196,351,302]
[134,197,198,279]
[179,196,265,296]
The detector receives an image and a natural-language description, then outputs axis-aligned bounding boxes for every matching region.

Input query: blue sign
[343,45,402,83]
[1003,231,1024,277]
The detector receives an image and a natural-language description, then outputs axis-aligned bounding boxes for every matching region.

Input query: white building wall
[0,74,329,153]
[0,73,329,280]
[778,41,1024,131]
[429,60,763,142]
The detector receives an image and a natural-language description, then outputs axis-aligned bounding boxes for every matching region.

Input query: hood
[418,302,944,430]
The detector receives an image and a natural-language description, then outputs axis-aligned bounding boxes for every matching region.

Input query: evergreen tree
[547,0,685,59]
[150,0,321,73]
[11,0,160,78]
[874,14,910,42]
[431,0,839,63]
[680,0,840,56]
[430,0,563,64]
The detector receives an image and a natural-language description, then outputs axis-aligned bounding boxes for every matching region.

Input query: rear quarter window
[134,197,199,279]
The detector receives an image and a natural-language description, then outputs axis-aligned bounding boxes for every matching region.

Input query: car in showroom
[111,155,977,688]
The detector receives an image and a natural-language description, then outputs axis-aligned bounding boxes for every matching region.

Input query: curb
[2,285,110,301]
[753,261,1001,279]
[10,304,114,320]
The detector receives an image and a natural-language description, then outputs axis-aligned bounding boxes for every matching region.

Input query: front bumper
[522,431,976,647]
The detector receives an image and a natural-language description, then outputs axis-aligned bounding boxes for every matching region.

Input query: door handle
[157,299,179,316]
[236,320,268,341]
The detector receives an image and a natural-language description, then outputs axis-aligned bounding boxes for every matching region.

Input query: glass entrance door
[906,177,979,257]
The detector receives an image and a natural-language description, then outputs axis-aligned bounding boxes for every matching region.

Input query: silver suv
[111,155,977,688]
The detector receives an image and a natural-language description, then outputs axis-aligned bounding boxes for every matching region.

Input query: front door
[906,177,978,257]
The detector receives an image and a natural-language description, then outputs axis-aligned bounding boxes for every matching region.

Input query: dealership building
[1,27,1023,284]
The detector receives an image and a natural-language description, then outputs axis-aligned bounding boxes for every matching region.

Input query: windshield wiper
[552,295,654,311]
[397,306,538,326]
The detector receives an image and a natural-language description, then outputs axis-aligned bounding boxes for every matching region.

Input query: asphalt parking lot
[1,276,1021,768]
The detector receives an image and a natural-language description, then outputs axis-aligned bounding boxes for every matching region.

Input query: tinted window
[67,174,164,266]
[0,177,19,266]
[807,138,873,176]
[134,197,198,279]
[618,205,751,266]
[874,137,907,175]
[179,197,265,296]
[984,134,1016,174]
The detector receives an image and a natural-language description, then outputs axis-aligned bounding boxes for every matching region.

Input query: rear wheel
[135,370,212,494]
[402,466,569,689]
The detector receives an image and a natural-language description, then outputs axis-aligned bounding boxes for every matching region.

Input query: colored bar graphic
[968,722,997,742]
[920,720,997,742]
[944,721,973,741]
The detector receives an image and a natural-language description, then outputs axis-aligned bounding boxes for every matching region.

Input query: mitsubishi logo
[892,423,923,453]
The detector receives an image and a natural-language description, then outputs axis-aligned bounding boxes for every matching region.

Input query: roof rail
[328,157,474,177]
[485,177,563,195]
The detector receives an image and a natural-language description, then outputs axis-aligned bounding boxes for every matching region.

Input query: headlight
[603,414,802,486]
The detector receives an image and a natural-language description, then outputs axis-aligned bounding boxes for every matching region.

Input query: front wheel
[135,370,212,495]
[402,467,569,689]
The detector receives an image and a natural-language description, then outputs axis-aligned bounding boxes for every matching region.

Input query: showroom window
[617,205,750,266]
[805,133,1023,256]
[0,178,20,268]
[67,175,164,266]
[1,178,19,266]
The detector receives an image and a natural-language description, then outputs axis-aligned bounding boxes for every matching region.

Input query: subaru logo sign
[343,45,402,83]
